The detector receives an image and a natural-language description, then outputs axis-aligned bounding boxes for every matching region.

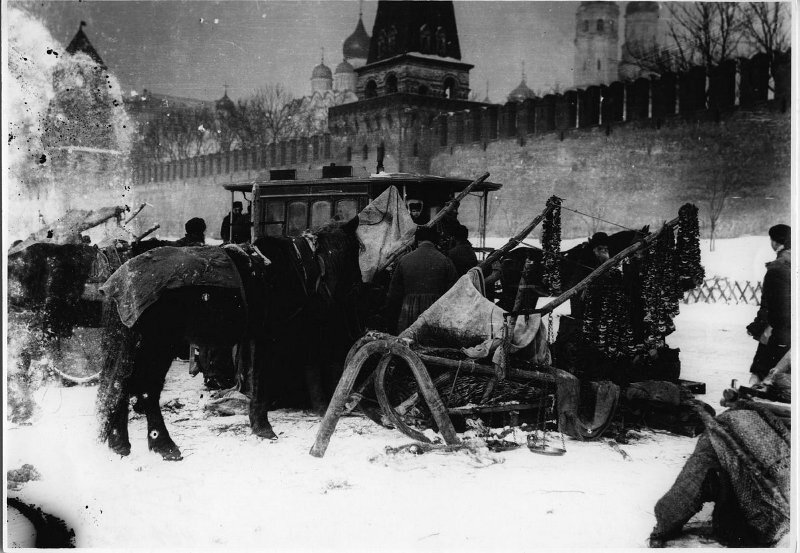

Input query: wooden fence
[682,278,762,306]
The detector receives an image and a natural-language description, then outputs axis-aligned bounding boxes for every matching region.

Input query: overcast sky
[20,1,585,104]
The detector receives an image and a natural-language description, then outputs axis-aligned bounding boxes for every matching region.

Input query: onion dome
[508,80,535,102]
[312,62,332,80]
[626,1,659,15]
[343,15,370,61]
[335,59,355,75]
[215,90,236,114]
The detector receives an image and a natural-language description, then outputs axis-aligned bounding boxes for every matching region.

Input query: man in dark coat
[386,226,458,333]
[747,224,791,385]
[447,224,478,276]
[568,232,611,320]
[173,217,206,247]
[220,201,251,244]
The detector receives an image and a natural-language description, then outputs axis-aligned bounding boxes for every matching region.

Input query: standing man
[747,224,791,386]
[220,201,251,244]
[173,217,206,247]
[386,226,458,333]
[447,224,478,276]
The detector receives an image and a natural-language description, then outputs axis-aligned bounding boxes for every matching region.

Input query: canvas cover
[399,270,550,365]
[100,246,240,328]
[356,186,417,282]
[9,206,125,256]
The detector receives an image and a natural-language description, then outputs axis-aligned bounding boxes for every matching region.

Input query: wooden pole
[478,197,559,271]
[133,224,160,243]
[536,217,680,315]
[373,172,490,276]
[123,203,148,225]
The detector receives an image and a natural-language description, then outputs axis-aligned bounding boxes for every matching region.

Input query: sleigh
[311,196,703,457]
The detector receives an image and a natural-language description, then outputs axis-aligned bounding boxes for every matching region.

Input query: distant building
[507,62,536,103]
[619,2,661,81]
[573,1,620,88]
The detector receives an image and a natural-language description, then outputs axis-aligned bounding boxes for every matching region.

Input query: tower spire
[321,46,325,65]
[521,60,526,83]
[359,0,363,18]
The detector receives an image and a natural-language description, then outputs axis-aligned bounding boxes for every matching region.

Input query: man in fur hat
[747,224,791,386]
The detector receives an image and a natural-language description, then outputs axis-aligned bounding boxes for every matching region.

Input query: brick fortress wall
[131,52,790,241]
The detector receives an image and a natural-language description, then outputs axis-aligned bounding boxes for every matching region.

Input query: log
[133,224,160,243]
[415,352,556,385]
[536,217,680,315]
[478,196,560,271]
[123,203,149,226]
[374,172,490,276]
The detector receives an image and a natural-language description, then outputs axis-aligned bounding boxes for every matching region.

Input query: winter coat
[759,249,791,346]
[447,240,479,276]
[387,241,458,332]
[221,213,251,244]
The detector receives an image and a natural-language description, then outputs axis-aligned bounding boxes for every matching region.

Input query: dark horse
[96,220,364,460]
[496,227,649,312]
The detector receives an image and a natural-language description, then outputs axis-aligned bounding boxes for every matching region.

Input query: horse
[96,220,365,460]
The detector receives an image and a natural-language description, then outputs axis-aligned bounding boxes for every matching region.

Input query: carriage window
[335,199,358,222]
[310,200,332,230]
[287,201,308,236]
[263,200,285,237]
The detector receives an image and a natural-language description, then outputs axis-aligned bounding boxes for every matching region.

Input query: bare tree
[624,3,746,77]
[131,105,215,163]
[740,2,791,90]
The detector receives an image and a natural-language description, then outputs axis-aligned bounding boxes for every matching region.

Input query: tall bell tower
[573,2,620,88]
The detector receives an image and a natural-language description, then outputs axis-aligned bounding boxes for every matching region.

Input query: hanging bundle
[580,270,634,359]
[541,196,562,295]
[675,203,705,291]
[639,226,681,350]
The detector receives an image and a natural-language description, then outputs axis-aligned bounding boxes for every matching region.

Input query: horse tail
[95,298,139,443]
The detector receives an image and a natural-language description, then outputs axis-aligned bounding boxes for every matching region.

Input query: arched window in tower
[583,60,587,71]
[365,79,377,98]
[436,27,447,56]
[385,73,398,94]
[597,19,604,32]
[362,143,369,160]
[346,146,352,162]
[597,59,601,71]
[583,20,589,32]
[420,24,432,53]
[413,142,419,157]
[443,77,456,99]
[418,84,429,96]
[387,26,397,54]
[609,20,614,33]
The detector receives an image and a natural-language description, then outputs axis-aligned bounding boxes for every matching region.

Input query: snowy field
[5,300,783,550]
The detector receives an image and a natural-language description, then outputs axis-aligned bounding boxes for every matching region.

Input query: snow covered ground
[5,301,779,550]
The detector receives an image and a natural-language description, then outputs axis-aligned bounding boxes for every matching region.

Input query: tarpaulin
[400,269,550,365]
[100,246,240,327]
[356,186,416,282]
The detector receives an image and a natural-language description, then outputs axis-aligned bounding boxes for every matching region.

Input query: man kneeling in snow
[648,376,790,547]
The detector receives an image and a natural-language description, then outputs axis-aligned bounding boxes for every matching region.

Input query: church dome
[215,91,236,114]
[508,79,536,103]
[343,16,370,61]
[312,62,332,80]
[335,59,355,75]
[626,2,659,15]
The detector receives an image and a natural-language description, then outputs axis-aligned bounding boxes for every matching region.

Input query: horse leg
[247,340,277,440]
[304,364,327,416]
[106,398,131,456]
[136,346,183,461]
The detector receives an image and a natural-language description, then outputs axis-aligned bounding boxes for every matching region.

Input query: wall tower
[573,1,620,88]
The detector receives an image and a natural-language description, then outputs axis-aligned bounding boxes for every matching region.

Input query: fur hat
[185,217,207,235]
[232,201,243,210]
[588,232,610,249]
[769,224,790,247]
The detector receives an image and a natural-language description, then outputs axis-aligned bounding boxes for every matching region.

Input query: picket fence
[683,277,762,306]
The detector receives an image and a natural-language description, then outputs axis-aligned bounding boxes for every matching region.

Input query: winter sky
[18,1,583,104]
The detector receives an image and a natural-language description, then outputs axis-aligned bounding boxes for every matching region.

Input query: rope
[560,205,642,233]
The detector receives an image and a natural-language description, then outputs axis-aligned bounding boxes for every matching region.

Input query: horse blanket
[100,246,241,328]
[356,186,416,282]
